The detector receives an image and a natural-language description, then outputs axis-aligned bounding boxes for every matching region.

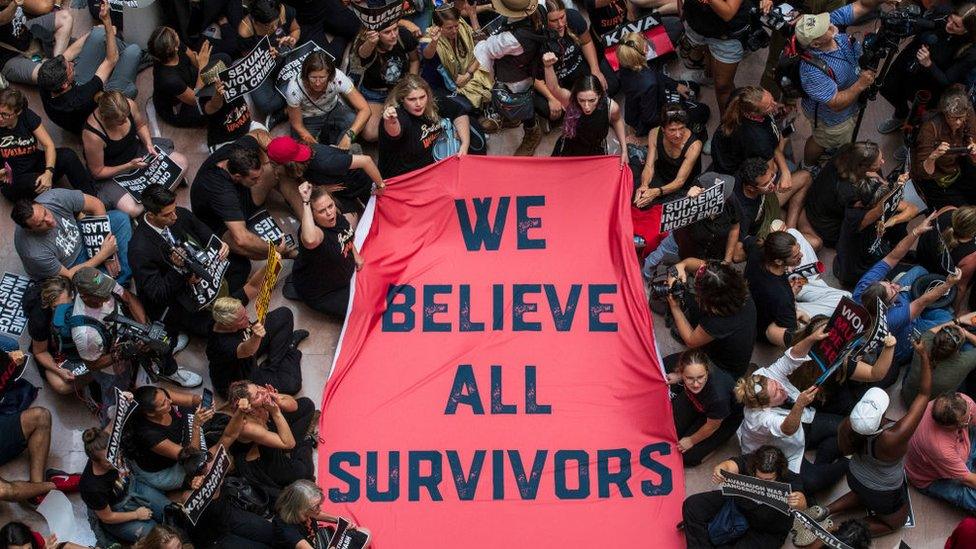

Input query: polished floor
[0,7,965,549]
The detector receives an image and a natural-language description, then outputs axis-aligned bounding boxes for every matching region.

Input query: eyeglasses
[307,75,330,82]
[0,111,18,119]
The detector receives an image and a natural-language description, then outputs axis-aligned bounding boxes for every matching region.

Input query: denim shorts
[683,24,745,65]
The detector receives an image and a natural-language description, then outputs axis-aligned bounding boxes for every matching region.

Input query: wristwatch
[44,166,54,173]
[345,129,357,142]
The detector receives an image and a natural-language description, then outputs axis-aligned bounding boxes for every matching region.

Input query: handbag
[491,85,534,123]
[433,118,461,161]
[222,476,272,519]
[707,499,749,545]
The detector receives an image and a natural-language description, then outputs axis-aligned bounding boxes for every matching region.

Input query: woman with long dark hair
[283,51,370,147]
[540,52,626,162]
[235,0,300,122]
[634,104,703,208]
[667,349,742,466]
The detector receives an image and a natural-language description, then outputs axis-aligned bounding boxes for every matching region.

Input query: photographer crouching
[69,267,202,402]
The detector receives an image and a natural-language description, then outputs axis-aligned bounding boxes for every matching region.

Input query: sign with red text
[811,297,869,372]
[319,156,683,547]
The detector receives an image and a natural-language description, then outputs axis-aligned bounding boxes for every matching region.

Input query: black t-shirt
[357,27,419,91]
[304,143,354,184]
[206,330,252,398]
[743,241,797,344]
[683,366,735,420]
[190,136,262,235]
[730,453,803,493]
[710,117,780,176]
[803,162,855,248]
[698,296,758,377]
[41,76,103,134]
[272,516,318,549]
[545,9,589,86]
[583,0,626,38]
[79,460,129,511]
[152,49,197,122]
[23,283,50,344]
[378,107,442,178]
[0,108,41,175]
[129,407,193,472]
[836,206,881,287]
[238,6,297,54]
[293,215,356,300]
[674,197,740,261]
[198,92,253,147]
[732,182,766,242]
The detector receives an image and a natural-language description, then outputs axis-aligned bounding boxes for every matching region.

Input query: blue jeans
[130,461,186,492]
[0,334,18,352]
[292,101,356,146]
[919,432,976,512]
[73,26,142,99]
[250,77,286,117]
[70,210,133,285]
[100,476,171,542]
[642,233,679,278]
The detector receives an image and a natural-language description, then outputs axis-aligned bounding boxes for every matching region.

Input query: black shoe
[291,329,310,348]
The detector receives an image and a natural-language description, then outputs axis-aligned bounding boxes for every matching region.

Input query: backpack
[775,35,836,100]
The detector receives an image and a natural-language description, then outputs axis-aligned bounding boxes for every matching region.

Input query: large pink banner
[318,156,684,547]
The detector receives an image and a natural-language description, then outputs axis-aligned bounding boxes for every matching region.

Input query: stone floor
[0,6,967,549]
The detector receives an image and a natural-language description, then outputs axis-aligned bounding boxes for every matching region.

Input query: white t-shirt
[283,69,354,119]
[736,347,816,473]
[70,283,125,362]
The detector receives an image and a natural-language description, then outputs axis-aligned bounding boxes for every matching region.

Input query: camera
[860,4,943,71]
[650,269,685,301]
[166,240,212,281]
[106,312,171,357]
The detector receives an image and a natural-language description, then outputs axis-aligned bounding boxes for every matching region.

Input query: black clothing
[804,162,855,248]
[41,76,103,135]
[836,206,884,288]
[710,116,780,176]
[493,19,545,84]
[79,461,128,511]
[918,208,976,275]
[683,294,758,378]
[744,241,797,345]
[582,0,627,37]
[619,65,672,137]
[649,130,702,191]
[128,406,193,472]
[673,198,740,261]
[5,147,95,202]
[544,9,590,86]
[206,307,302,398]
[83,114,141,168]
[190,492,274,549]
[682,489,795,548]
[273,516,320,549]
[378,107,442,178]
[237,7,296,55]
[670,366,742,466]
[357,27,419,92]
[302,144,373,212]
[152,49,207,128]
[684,0,751,39]
[0,107,42,175]
[731,181,767,242]
[190,136,262,236]
[553,97,610,157]
[293,215,356,317]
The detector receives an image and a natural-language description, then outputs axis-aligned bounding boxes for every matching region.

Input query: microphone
[908,33,939,73]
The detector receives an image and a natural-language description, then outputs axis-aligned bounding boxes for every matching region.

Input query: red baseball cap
[267,136,312,164]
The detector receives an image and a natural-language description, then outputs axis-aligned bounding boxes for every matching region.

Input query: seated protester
[665,259,757,377]
[785,227,852,320]
[420,6,493,119]
[799,141,883,251]
[222,381,318,501]
[854,214,961,386]
[744,230,803,347]
[878,3,976,136]
[684,446,807,548]
[0,523,90,549]
[79,427,170,543]
[355,20,420,143]
[947,517,976,549]
[199,68,259,152]
[290,183,361,318]
[917,205,976,311]
[902,318,976,404]
[129,185,265,339]
[267,134,383,215]
[710,87,794,186]
[0,403,80,505]
[379,75,469,178]
[12,188,132,284]
[124,385,212,492]
[70,267,202,390]
[735,328,849,495]
[531,0,616,127]
[147,28,211,129]
[540,54,626,162]
[207,297,307,398]
[24,276,79,395]
[836,174,919,288]
[0,87,95,202]
[666,349,742,467]
[0,1,72,86]
[273,480,371,549]
[905,391,976,512]
[236,0,300,124]
[634,104,703,209]
[82,91,189,218]
[912,86,976,210]
[284,51,370,147]
[667,183,741,267]
[794,0,882,165]
[134,525,190,549]
[157,0,243,53]
[731,157,812,248]
[281,0,359,61]
[190,131,296,287]
[36,4,142,135]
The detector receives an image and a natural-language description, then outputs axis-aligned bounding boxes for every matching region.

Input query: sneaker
[291,329,310,348]
[45,469,81,493]
[792,517,833,547]
[173,333,190,355]
[158,368,203,389]
[877,117,905,134]
[894,145,909,163]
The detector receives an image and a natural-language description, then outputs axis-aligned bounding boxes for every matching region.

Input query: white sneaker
[173,333,189,354]
[159,368,203,388]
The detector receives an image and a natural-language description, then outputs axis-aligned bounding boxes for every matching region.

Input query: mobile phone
[141,152,155,164]
[201,388,214,409]
[945,146,971,155]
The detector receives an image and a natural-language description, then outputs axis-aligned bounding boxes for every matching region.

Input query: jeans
[73,26,143,99]
[130,461,186,492]
[642,233,679,278]
[920,433,976,512]
[250,77,286,117]
[293,101,357,146]
[895,265,954,333]
[0,334,18,352]
[70,210,133,285]
[100,476,172,542]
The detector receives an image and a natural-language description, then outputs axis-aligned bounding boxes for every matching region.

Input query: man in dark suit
[127,184,261,338]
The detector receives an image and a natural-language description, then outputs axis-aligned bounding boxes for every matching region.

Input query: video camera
[740,3,798,52]
[165,240,211,281]
[859,4,943,71]
[649,266,686,301]
[105,312,171,358]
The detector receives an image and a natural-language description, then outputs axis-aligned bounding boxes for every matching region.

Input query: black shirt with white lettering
[0,108,40,175]
[378,107,442,178]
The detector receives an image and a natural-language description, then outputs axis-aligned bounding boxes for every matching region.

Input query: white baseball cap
[850,387,890,435]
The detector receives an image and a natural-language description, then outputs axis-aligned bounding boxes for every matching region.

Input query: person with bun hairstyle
[667,349,741,466]
[421,5,493,116]
[917,205,976,312]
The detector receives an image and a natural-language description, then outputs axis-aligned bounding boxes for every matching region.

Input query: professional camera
[165,240,212,281]
[859,4,943,71]
[650,269,686,301]
[106,312,171,358]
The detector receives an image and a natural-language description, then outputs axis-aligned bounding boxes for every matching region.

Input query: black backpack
[775,35,836,100]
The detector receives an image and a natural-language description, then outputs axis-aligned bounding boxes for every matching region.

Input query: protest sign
[247,209,297,249]
[0,272,29,336]
[792,510,854,549]
[108,0,139,11]
[658,178,728,232]
[79,216,112,262]
[326,517,370,549]
[274,41,331,99]
[810,297,870,372]
[319,156,683,547]
[870,183,905,254]
[182,445,230,525]
[254,241,282,323]
[114,146,184,201]
[601,14,674,71]
[106,388,137,468]
[219,35,276,102]
[720,471,792,515]
[788,262,825,282]
[861,298,890,356]
[350,1,404,31]
[185,236,230,310]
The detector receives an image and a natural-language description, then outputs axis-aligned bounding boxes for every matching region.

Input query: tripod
[850,41,899,143]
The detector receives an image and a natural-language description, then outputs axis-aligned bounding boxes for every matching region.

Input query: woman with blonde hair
[81,90,188,217]
[379,74,470,178]
[273,479,371,548]
[918,205,976,311]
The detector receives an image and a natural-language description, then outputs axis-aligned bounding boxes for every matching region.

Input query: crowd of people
[1,0,976,546]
